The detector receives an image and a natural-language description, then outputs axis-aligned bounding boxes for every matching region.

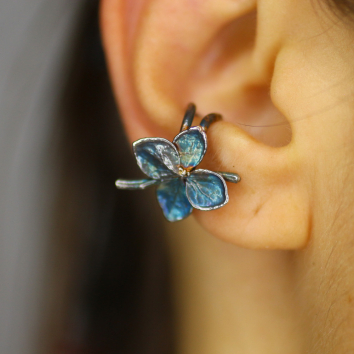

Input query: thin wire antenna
[200,113,222,132]
[235,121,290,128]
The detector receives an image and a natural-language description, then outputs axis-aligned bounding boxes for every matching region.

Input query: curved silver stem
[180,103,196,132]
[199,113,222,132]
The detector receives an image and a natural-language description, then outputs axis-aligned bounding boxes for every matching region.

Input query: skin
[100,0,354,353]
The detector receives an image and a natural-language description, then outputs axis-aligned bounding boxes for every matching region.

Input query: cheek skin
[270,10,354,237]
[272,20,354,349]
[272,42,354,163]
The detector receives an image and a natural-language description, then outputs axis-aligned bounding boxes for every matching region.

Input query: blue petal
[186,170,228,210]
[133,138,180,179]
[173,127,207,169]
[156,178,193,222]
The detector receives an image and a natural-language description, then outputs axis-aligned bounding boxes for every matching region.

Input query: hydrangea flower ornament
[115,103,241,222]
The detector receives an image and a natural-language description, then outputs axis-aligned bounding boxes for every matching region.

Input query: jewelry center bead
[178,166,190,177]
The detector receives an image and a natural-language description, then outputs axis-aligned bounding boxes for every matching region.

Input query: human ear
[100,0,311,249]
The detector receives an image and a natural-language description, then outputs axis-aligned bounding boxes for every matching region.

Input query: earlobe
[100,0,311,249]
[196,120,310,249]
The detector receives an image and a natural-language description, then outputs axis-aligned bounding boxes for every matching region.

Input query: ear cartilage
[115,103,241,222]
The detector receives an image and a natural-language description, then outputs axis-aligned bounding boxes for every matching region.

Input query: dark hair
[327,0,354,16]
[47,2,175,354]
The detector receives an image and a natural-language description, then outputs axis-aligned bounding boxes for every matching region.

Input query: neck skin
[166,213,354,354]
[166,218,302,354]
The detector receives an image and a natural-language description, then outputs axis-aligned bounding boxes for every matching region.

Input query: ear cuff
[115,103,241,222]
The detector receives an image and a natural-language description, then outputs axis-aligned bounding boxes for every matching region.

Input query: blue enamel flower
[119,127,229,222]
[116,104,241,222]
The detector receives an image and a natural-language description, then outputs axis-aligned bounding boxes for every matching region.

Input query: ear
[100,0,311,249]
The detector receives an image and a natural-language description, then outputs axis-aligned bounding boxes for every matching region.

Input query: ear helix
[101,0,310,249]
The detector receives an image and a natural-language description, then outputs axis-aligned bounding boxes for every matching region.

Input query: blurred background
[0,1,174,353]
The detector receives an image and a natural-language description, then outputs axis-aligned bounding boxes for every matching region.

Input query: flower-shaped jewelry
[115,103,240,222]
